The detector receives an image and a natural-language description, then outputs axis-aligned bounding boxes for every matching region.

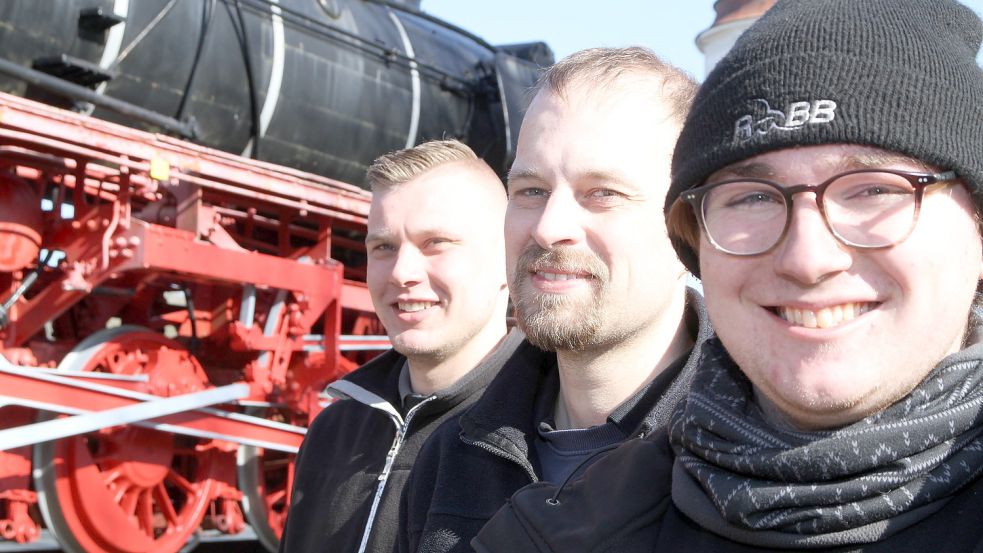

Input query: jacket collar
[459,338,556,439]
[336,328,526,416]
[339,348,405,407]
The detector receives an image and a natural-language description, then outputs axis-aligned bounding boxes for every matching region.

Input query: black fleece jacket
[396,338,556,553]
[278,329,523,553]
[399,290,713,553]
[473,431,983,553]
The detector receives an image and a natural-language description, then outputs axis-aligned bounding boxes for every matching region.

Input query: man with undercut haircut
[278,139,525,553]
[474,1,983,552]
[398,47,713,553]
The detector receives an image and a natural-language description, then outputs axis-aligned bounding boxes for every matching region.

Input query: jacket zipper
[355,397,434,553]
[459,433,538,483]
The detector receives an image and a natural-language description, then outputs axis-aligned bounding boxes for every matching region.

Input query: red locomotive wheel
[33,326,219,553]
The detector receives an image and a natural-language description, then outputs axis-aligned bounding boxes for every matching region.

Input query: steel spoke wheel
[33,326,218,553]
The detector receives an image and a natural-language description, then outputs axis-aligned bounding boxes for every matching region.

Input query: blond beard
[511,245,609,351]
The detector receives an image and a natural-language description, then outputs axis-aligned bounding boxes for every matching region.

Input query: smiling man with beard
[397,47,713,553]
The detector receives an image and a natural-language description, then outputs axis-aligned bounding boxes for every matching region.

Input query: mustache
[515,245,608,282]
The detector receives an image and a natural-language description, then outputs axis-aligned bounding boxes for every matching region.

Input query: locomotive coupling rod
[0,379,248,452]
[0,359,304,452]
[0,58,198,139]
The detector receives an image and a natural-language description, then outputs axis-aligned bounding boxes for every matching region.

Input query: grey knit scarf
[669,338,983,549]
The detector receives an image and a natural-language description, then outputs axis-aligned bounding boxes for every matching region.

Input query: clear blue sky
[422,1,983,79]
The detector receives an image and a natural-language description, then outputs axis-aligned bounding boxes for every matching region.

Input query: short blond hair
[535,47,698,125]
[366,139,480,192]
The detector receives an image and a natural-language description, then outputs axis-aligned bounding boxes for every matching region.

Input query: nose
[389,246,426,288]
[772,194,853,285]
[531,189,585,249]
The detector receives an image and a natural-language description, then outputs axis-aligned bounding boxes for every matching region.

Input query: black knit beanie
[667,0,983,276]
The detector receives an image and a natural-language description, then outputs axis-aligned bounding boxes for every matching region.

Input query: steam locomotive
[0,0,551,185]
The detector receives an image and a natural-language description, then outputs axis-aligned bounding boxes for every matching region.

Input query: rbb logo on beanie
[733,99,837,144]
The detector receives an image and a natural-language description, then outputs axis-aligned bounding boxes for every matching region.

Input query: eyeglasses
[679,168,958,256]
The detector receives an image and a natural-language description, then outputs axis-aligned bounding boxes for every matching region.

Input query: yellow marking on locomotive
[150,157,170,181]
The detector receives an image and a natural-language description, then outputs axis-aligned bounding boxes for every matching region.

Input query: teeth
[777,302,874,329]
[398,301,435,313]
[802,309,818,328]
[537,271,583,281]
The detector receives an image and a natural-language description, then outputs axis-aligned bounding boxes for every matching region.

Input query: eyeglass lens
[701,171,918,254]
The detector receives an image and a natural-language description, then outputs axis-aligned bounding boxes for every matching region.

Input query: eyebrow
[707,152,935,184]
[583,169,635,185]
[507,167,641,193]
[365,227,463,244]
[506,167,544,188]
[841,152,933,172]
[708,162,777,181]
[364,230,393,244]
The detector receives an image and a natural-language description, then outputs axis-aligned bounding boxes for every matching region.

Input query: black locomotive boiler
[0,0,551,186]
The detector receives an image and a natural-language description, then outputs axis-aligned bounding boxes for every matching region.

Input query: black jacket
[279,329,523,553]
[399,289,712,553]
[474,335,983,553]
[396,338,556,553]
[473,430,673,553]
[473,431,983,553]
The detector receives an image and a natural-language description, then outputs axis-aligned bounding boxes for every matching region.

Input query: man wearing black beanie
[470,1,983,551]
